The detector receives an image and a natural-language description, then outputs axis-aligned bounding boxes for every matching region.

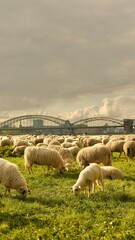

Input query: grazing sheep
[48,140,61,146]
[61,142,73,148]
[102,136,110,145]
[34,137,44,145]
[12,145,27,157]
[59,147,73,171]
[68,145,80,158]
[47,144,61,152]
[106,140,125,158]
[76,144,112,169]
[13,138,30,147]
[123,140,135,160]
[100,166,124,179]
[36,143,48,148]
[0,158,30,196]
[86,137,102,147]
[0,137,12,147]
[24,146,64,174]
[71,163,104,197]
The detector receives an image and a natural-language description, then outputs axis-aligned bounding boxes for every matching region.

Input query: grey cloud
[0,0,135,119]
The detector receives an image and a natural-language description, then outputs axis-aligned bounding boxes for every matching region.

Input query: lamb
[100,166,124,180]
[76,144,112,169]
[24,146,64,174]
[71,163,104,197]
[0,158,30,196]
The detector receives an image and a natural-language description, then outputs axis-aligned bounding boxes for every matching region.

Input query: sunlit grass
[0,152,135,239]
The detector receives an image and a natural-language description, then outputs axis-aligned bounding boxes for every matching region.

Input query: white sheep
[13,138,30,147]
[24,146,64,174]
[72,163,104,197]
[59,147,73,171]
[0,158,30,196]
[61,142,73,148]
[106,139,125,158]
[100,166,124,180]
[68,145,80,158]
[12,145,27,157]
[123,140,135,161]
[0,137,12,147]
[76,144,112,169]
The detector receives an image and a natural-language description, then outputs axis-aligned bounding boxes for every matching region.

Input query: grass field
[0,151,135,240]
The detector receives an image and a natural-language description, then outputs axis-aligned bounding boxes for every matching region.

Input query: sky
[0,0,135,123]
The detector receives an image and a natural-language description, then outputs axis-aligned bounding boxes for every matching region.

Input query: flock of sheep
[0,133,135,198]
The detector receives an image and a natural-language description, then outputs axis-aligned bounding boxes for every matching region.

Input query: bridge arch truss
[73,117,123,127]
[0,115,133,135]
[0,115,67,128]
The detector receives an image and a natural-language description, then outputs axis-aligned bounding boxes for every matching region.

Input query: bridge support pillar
[124,119,133,134]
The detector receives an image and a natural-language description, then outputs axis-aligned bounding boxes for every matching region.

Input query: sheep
[12,145,27,157]
[59,147,73,171]
[24,146,64,174]
[34,137,44,145]
[68,145,80,158]
[106,139,125,159]
[86,137,102,147]
[0,137,12,147]
[13,138,30,147]
[61,142,73,148]
[102,136,110,145]
[100,166,124,180]
[36,143,48,148]
[0,158,30,196]
[48,140,61,146]
[76,144,112,169]
[47,144,61,152]
[123,140,135,161]
[71,163,104,197]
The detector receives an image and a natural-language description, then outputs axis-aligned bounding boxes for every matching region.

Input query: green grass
[0,153,135,239]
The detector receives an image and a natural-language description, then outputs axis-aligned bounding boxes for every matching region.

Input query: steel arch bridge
[0,114,67,128]
[73,117,123,126]
[0,114,128,135]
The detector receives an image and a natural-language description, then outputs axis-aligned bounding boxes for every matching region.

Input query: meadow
[0,147,135,240]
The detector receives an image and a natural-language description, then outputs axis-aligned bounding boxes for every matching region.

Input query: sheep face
[71,185,81,195]
[17,186,30,196]
[64,163,72,172]
[109,170,123,179]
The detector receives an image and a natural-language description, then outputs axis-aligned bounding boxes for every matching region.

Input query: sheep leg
[99,179,104,192]
[88,181,93,197]
[28,166,32,174]
[91,181,96,193]
[5,188,11,196]
[83,187,87,196]
[118,152,122,158]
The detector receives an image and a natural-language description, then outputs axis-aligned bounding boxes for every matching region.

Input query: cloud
[60,96,135,122]
[0,1,135,122]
